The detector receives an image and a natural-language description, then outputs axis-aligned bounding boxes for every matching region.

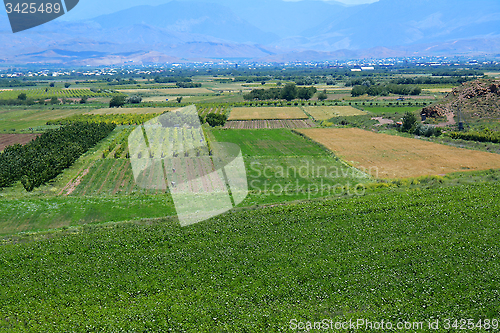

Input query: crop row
[448,129,500,144]
[131,126,209,160]
[0,88,119,100]
[47,113,160,126]
[103,128,134,159]
[1,183,499,330]
[197,105,227,118]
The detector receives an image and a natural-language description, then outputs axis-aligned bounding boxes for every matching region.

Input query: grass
[211,129,369,206]
[87,107,175,115]
[0,182,499,331]
[0,195,176,236]
[0,107,89,132]
[361,106,423,114]
[212,129,328,157]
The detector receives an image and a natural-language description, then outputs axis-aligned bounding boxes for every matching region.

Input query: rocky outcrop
[423,79,500,120]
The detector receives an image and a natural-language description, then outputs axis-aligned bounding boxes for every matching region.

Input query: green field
[212,129,328,157]
[0,107,89,132]
[211,129,370,206]
[361,106,423,114]
[0,87,118,100]
[0,67,499,332]
[1,183,499,331]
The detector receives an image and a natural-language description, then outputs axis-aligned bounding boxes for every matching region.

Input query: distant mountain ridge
[1,0,499,65]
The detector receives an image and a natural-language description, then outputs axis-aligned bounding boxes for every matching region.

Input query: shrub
[206,113,227,127]
[109,95,127,108]
[401,111,418,133]
[127,96,142,104]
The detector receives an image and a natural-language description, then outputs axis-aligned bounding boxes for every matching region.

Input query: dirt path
[372,117,394,126]
[437,113,456,127]
[59,162,94,196]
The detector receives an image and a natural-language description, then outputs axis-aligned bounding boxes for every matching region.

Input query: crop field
[1,183,499,330]
[228,107,308,120]
[142,96,188,102]
[224,119,316,129]
[88,107,175,115]
[0,107,88,131]
[297,128,500,178]
[211,129,369,205]
[303,105,367,120]
[0,88,118,100]
[118,88,213,95]
[0,133,40,151]
[197,105,227,117]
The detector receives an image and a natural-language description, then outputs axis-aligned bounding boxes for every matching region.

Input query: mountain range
[1,0,499,65]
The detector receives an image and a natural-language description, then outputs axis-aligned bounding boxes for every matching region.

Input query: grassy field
[0,182,499,331]
[0,107,89,132]
[304,106,367,120]
[87,107,176,115]
[211,129,369,206]
[297,128,500,178]
[361,106,423,114]
[0,88,117,100]
[118,88,213,95]
[228,107,308,120]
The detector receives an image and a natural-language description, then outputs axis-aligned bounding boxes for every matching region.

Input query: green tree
[17,93,27,100]
[64,83,71,88]
[401,111,418,133]
[281,83,297,101]
[177,97,183,103]
[50,97,59,105]
[49,82,55,87]
[317,90,328,101]
[79,97,87,104]
[297,87,317,100]
[206,113,227,127]
[109,95,127,108]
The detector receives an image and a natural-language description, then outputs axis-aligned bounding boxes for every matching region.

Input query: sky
[57,0,380,21]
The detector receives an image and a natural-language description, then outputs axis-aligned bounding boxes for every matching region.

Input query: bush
[317,90,328,101]
[127,96,142,104]
[206,113,227,127]
[401,111,418,133]
[109,95,127,108]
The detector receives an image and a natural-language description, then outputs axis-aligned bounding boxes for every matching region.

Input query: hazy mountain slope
[1,0,500,65]
[304,0,500,50]
[90,1,279,44]
[212,0,350,38]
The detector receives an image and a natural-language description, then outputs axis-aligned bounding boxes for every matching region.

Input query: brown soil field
[0,134,40,151]
[297,128,500,179]
[304,106,366,120]
[228,107,308,120]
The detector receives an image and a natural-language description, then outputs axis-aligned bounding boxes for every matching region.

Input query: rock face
[422,79,500,119]
[421,105,448,118]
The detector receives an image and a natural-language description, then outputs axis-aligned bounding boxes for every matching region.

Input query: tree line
[351,84,422,97]
[244,83,317,101]
[0,122,116,191]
